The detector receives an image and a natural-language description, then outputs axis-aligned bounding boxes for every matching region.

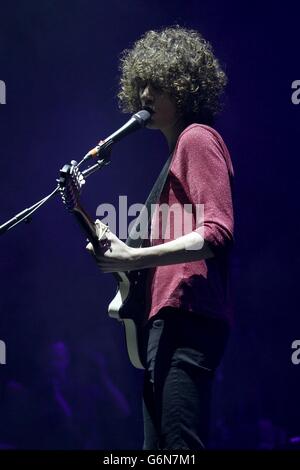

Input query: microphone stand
[0,108,152,236]
[0,153,111,236]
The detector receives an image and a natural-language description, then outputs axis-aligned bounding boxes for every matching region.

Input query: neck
[161,117,187,153]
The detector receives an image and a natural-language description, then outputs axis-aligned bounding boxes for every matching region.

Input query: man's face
[139,83,180,130]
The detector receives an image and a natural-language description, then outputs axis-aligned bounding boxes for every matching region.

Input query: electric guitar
[58,162,147,369]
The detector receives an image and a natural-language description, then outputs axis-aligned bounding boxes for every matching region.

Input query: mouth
[143,105,155,115]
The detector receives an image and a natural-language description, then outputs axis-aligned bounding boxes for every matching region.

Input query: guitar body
[58,163,148,369]
[108,269,148,369]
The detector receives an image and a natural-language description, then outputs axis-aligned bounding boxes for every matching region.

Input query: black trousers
[142,307,229,450]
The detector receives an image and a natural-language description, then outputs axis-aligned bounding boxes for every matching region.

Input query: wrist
[129,246,158,270]
[129,246,145,270]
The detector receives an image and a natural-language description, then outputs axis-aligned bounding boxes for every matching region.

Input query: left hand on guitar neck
[86,220,140,273]
[86,219,213,274]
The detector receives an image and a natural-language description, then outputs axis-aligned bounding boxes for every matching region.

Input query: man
[87,26,234,450]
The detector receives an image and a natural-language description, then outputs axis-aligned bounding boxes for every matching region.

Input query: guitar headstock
[58,160,85,211]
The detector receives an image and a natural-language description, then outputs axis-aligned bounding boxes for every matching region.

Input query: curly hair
[118,26,227,124]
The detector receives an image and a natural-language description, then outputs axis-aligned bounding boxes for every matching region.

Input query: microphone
[83,108,153,161]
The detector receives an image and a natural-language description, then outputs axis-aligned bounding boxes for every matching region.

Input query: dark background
[0,0,299,449]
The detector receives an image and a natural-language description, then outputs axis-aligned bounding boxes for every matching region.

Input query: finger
[86,242,94,252]
[95,219,110,241]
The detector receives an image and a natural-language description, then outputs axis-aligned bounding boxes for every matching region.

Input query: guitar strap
[126,153,173,248]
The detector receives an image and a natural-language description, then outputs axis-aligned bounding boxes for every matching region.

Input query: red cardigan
[145,124,234,324]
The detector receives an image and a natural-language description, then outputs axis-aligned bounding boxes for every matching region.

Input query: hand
[86,219,139,273]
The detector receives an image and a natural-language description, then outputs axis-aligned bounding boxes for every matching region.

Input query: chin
[146,121,159,130]
[146,116,163,130]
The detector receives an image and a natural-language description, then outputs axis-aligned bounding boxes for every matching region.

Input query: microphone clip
[83,139,113,162]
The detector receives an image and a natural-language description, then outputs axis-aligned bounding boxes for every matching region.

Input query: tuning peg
[78,174,86,185]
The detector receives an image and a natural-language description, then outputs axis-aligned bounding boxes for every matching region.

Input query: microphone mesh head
[134,109,152,126]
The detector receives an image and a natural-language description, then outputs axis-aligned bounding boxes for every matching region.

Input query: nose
[139,84,154,106]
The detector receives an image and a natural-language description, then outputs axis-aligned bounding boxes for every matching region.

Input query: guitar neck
[72,203,123,283]
[72,204,98,248]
